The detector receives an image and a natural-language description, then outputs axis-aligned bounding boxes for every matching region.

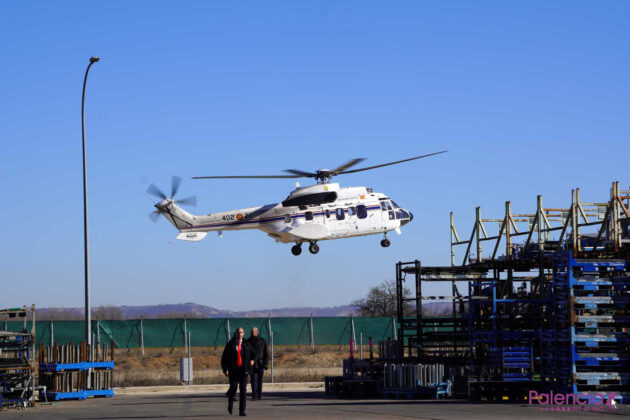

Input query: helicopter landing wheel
[380,238,391,248]
[291,244,302,256]
[308,242,320,254]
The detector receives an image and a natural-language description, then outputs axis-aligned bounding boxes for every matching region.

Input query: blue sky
[1,1,628,311]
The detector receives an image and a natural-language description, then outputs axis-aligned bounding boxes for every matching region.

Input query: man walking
[247,327,269,400]
[221,327,254,416]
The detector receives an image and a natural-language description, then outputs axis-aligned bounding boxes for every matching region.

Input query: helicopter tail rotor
[147,176,197,222]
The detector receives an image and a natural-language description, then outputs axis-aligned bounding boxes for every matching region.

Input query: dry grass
[111,345,367,387]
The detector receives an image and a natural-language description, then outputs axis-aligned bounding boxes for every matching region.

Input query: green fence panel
[1,317,397,348]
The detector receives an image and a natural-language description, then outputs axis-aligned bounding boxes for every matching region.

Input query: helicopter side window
[348,207,356,216]
[305,211,313,221]
[380,202,387,211]
[335,208,345,220]
[325,209,331,218]
[356,205,367,219]
[284,214,291,223]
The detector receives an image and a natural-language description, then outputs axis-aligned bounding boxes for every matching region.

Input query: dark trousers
[227,369,247,414]
[251,367,265,399]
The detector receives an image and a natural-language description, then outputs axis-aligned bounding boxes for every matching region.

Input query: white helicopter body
[156,182,411,254]
[149,152,443,255]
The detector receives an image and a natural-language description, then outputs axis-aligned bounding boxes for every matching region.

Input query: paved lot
[3,391,628,419]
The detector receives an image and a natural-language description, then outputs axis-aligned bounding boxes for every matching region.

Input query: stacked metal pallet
[547,252,630,404]
[381,363,451,399]
[38,342,115,401]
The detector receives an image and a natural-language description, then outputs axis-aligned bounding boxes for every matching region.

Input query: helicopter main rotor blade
[192,175,301,180]
[175,196,197,206]
[329,158,366,175]
[339,151,447,175]
[171,176,183,198]
[284,169,317,177]
[147,184,167,200]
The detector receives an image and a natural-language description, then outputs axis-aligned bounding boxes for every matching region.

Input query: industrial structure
[328,181,629,405]
[0,306,36,410]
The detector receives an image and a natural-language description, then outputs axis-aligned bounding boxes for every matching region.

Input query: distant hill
[36,303,359,320]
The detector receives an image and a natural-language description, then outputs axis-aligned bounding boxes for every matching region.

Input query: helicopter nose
[400,209,413,226]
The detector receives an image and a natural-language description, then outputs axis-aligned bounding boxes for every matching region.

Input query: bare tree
[37,308,83,321]
[351,280,414,317]
[92,305,123,320]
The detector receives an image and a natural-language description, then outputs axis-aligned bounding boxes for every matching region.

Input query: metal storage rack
[38,342,115,401]
[326,181,628,403]
[0,306,36,410]
[450,181,630,404]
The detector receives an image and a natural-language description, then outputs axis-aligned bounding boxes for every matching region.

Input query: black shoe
[252,397,257,401]
[228,400,233,415]
[239,412,246,416]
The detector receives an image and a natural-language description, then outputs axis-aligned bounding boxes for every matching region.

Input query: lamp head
[90,56,100,63]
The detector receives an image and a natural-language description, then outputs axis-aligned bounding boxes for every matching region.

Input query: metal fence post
[140,319,144,356]
[391,315,397,340]
[309,313,314,351]
[351,315,356,346]
[270,331,274,384]
[183,318,187,348]
[50,320,54,347]
[226,312,231,343]
[187,331,192,385]
[267,314,271,341]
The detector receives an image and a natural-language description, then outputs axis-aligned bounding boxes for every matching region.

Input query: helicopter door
[347,206,359,232]
[330,207,350,238]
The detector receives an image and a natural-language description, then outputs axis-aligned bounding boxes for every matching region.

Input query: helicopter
[147,151,446,255]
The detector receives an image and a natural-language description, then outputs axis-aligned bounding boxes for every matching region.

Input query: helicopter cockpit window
[335,208,345,220]
[284,214,291,223]
[305,211,313,221]
[395,209,408,219]
[391,200,400,209]
[356,205,367,219]
[381,201,393,211]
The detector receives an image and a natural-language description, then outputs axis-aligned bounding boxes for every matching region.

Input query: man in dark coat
[221,327,254,416]
[247,327,269,400]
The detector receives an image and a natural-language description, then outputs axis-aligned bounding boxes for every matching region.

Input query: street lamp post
[82,56,99,366]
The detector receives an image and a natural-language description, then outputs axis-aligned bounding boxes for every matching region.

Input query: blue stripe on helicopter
[182,205,383,230]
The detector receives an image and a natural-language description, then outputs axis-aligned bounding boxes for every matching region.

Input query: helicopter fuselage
[156,183,413,249]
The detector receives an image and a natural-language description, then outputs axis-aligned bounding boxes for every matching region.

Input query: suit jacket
[221,338,253,374]
[247,335,269,369]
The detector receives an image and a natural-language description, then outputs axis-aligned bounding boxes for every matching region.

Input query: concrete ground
[3,389,628,419]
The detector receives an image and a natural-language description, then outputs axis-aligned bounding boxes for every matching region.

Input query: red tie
[237,341,242,367]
